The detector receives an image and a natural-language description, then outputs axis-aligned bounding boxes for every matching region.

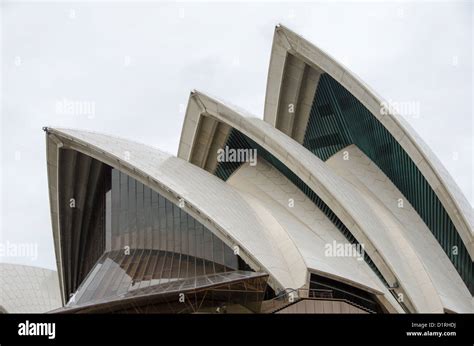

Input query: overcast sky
[1,1,472,270]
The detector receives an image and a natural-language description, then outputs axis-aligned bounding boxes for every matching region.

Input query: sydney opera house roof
[0,263,61,313]
[43,25,473,314]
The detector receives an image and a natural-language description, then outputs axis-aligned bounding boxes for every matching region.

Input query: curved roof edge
[179,90,471,312]
[263,24,473,258]
[44,127,308,300]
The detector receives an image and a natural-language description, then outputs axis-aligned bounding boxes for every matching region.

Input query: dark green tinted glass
[303,73,472,294]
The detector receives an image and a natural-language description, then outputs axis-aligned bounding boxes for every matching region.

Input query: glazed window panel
[105,167,243,278]
[302,73,473,294]
[61,155,254,304]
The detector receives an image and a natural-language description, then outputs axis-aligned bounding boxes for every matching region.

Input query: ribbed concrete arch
[263,24,473,264]
[177,91,471,312]
[226,159,405,313]
[45,127,308,303]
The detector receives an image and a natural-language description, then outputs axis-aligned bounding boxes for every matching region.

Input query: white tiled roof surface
[183,91,472,312]
[0,263,61,313]
[47,128,308,292]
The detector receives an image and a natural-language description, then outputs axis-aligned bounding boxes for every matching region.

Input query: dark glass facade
[58,149,110,296]
[58,150,260,312]
[303,73,473,294]
[107,169,239,271]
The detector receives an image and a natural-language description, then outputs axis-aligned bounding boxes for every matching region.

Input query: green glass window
[303,73,472,294]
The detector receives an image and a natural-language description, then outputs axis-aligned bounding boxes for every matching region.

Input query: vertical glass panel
[165,199,174,253]
[187,214,196,258]
[151,190,159,249]
[128,174,137,247]
[105,190,112,252]
[119,171,128,237]
[213,234,224,267]
[136,181,145,248]
[180,209,189,257]
[224,244,238,270]
[158,195,167,252]
[195,223,204,262]
[111,169,120,239]
[173,205,181,254]
[144,186,152,249]
[202,227,213,265]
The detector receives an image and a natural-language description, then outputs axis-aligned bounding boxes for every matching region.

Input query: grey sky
[1,1,472,270]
